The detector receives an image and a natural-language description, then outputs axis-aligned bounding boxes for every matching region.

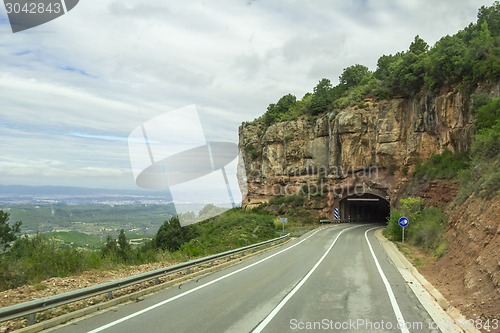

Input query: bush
[0,234,91,289]
[268,194,305,207]
[0,211,22,251]
[410,207,445,251]
[189,209,276,255]
[154,216,198,252]
[384,197,446,253]
[413,149,470,179]
[245,144,259,160]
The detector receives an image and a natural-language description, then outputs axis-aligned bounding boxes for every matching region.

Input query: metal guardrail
[0,233,290,325]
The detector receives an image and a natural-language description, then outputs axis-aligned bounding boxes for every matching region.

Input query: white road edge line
[365,227,410,333]
[251,224,367,333]
[86,227,333,333]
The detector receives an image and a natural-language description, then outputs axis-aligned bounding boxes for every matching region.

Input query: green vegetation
[244,143,260,160]
[169,209,276,256]
[45,231,106,249]
[1,203,175,235]
[0,211,21,251]
[250,2,500,126]
[1,234,101,290]
[254,193,322,228]
[384,197,447,256]
[457,96,500,200]
[153,216,199,252]
[0,207,279,291]
[413,149,470,179]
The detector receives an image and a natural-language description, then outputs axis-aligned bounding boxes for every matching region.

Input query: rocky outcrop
[239,83,500,214]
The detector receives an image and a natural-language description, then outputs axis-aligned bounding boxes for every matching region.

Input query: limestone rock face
[239,84,499,211]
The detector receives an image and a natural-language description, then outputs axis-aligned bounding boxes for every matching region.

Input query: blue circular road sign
[398,217,409,227]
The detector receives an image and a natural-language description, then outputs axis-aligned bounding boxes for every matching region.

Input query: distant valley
[0,185,178,239]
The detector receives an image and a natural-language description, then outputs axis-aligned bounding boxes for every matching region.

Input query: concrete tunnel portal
[338,193,390,223]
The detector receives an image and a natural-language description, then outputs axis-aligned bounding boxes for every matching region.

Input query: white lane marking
[87,226,336,333]
[365,227,410,333]
[251,224,366,333]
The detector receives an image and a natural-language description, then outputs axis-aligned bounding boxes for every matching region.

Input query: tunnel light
[346,198,380,201]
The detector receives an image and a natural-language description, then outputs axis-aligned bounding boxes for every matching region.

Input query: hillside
[238,2,500,330]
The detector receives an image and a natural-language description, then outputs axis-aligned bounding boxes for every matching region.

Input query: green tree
[339,64,371,90]
[467,21,498,82]
[117,229,131,261]
[426,35,467,89]
[101,235,118,257]
[396,36,429,94]
[375,54,400,82]
[0,211,22,251]
[409,35,429,55]
[262,94,297,125]
[477,1,500,36]
[154,216,198,252]
[289,92,313,116]
[309,78,336,115]
[374,53,403,97]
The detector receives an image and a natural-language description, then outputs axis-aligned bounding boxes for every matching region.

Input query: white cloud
[0,0,492,189]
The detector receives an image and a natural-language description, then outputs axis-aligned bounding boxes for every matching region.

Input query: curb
[375,229,481,333]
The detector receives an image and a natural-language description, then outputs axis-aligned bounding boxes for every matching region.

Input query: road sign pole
[402,227,405,244]
[280,217,288,235]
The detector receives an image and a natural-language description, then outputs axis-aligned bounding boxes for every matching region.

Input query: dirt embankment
[421,193,500,332]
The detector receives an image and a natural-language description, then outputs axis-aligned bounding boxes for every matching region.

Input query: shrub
[384,197,447,253]
[245,144,259,160]
[154,216,198,252]
[1,234,89,289]
[410,207,445,251]
[268,194,305,207]
[413,149,470,179]
[0,211,22,251]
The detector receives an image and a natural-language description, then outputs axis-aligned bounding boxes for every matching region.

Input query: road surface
[49,224,439,333]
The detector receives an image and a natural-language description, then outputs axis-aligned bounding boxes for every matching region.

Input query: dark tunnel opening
[339,193,390,223]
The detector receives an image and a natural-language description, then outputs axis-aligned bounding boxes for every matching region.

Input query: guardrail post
[27,313,35,326]
[107,291,113,300]
[155,277,160,285]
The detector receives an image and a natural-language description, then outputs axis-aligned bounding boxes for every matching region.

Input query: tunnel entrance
[339,193,390,223]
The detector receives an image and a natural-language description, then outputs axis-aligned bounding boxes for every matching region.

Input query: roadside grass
[396,242,437,269]
[384,197,448,258]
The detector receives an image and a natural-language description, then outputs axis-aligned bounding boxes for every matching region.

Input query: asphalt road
[49,224,439,333]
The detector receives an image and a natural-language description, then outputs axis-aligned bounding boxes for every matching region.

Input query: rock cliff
[239,83,500,217]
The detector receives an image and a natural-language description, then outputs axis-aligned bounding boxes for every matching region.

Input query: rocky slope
[422,194,500,331]
[239,83,499,214]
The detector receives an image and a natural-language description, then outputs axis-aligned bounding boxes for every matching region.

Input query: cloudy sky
[0,0,492,191]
